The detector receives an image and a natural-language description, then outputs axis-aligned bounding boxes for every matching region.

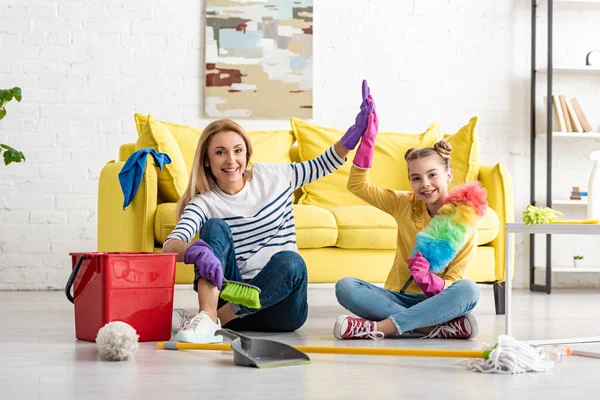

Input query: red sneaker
[333,315,384,340]
[423,314,479,339]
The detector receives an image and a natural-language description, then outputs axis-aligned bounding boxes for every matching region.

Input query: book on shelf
[559,95,573,132]
[564,97,584,132]
[543,94,593,133]
[570,97,593,132]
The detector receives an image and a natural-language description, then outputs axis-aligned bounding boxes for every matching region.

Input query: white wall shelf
[534,198,588,206]
[537,66,600,74]
[535,266,600,273]
[537,132,600,138]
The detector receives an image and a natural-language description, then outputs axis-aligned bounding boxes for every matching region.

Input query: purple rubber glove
[341,79,375,150]
[406,252,445,298]
[352,108,379,169]
[184,240,223,290]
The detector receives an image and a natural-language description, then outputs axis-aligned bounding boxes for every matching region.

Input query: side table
[505,223,600,343]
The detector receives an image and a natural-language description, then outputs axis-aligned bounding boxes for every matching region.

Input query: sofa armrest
[478,163,514,282]
[97,158,158,252]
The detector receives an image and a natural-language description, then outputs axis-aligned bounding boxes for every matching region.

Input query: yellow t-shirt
[347,166,478,294]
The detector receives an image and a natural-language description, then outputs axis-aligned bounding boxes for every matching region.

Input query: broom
[157,335,567,374]
[220,279,261,309]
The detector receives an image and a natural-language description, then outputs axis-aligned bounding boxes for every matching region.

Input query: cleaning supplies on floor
[158,333,568,374]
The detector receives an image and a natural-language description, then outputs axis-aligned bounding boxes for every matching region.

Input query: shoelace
[184,313,217,332]
[346,319,385,340]
[422,318,467,339]
[179,311,195,330]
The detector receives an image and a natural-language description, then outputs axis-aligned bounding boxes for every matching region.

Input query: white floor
[2,285,600,400]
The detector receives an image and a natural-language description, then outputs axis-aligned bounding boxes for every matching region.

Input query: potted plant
[0,87,25,166]
[573,255,584,268]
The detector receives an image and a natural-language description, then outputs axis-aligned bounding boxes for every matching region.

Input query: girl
[333,107,483,340]
[164,81,375,344]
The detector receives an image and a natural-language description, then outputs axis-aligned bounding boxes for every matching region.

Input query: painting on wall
[204,0,313,119]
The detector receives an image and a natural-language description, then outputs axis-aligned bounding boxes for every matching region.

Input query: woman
[164,81,375,344]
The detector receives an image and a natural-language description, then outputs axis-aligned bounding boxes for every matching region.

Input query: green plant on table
[0,87,25,166]
[574,255,584,260]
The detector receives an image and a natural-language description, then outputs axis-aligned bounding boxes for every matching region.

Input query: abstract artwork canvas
[204,0,313,119]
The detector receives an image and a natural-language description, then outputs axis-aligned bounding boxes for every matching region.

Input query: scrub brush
[220,279,261,309]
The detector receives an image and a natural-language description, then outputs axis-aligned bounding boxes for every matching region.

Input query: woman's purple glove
[406,252,445,298]
[341,79,375,150]
[184,240,223,290]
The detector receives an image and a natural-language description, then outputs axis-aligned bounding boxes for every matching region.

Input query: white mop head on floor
[96,321,139,361]
[464,335,561,374]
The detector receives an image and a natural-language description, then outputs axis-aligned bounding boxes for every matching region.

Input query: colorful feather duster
[414,181,488,273]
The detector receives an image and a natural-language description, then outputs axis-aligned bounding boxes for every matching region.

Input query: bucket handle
[65,255,85,304]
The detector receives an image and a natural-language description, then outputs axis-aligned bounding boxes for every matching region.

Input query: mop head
[220,279,261,309]
[464,335,558,374]
[414,181,488,272]
[96,321,139,361]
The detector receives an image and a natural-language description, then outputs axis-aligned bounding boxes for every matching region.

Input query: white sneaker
[171,308,196,333]
[175,311,223,344]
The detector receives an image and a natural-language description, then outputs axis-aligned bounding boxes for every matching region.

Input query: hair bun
[433,140,452,159]
[404,147,416,161]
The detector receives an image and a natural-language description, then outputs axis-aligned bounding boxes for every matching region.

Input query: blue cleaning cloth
[118,148,171,209]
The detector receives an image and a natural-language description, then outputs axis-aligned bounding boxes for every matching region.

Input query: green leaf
[1,144,25,165]
[12,87,22,102]
[0,108,5,120]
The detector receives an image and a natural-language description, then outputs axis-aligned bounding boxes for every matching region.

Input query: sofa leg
[493,281,505,315]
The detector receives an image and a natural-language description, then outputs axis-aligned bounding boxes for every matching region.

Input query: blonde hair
[404,139,452,170]
[176,119,254,219]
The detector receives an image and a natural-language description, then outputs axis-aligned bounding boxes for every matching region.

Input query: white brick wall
[1,0,599,290]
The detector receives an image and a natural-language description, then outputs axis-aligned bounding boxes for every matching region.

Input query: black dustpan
[216,328,311,368]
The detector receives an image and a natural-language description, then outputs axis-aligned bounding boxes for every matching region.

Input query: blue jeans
[196,219,308,332]
[335,277,480,334]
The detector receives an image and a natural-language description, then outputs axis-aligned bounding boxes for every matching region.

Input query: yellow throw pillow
[290,118,440,209]
[134,114,295,168]
[134,113,201,172]
[247,130,295,164]
[135,115,188,202]
[443,116,480,187]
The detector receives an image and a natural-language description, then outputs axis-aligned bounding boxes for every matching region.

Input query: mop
[157,332,568,374]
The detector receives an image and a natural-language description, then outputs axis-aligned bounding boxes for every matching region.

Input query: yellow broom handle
[157,342,486,359]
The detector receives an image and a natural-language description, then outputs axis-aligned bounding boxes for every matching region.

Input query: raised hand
[341,79,375,150]
[352,107,379,169]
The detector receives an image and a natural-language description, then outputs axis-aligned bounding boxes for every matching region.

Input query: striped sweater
[164,145,345,278]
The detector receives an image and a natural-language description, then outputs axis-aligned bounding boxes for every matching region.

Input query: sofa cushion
[330,206,398,249]
[154,203,197,245]
[154,203,337,248]
[477,205,499,245]
[293,205,338,248]
[136,115,189,202]
[290,117,440,209]
[444,116,480,187]
[329,205,500,250]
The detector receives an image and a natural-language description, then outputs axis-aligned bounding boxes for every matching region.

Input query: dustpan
[162,329,311,368]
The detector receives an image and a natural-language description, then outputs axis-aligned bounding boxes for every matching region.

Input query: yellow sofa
[98,114,514,315]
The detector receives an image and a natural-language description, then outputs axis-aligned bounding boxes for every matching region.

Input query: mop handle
[156,342,489,359]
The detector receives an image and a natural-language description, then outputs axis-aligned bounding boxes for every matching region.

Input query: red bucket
[66,252,176,342]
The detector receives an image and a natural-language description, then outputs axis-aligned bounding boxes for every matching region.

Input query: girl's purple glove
[341,79,375,150]
[406,252,445,298]
[184,240,223,290]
